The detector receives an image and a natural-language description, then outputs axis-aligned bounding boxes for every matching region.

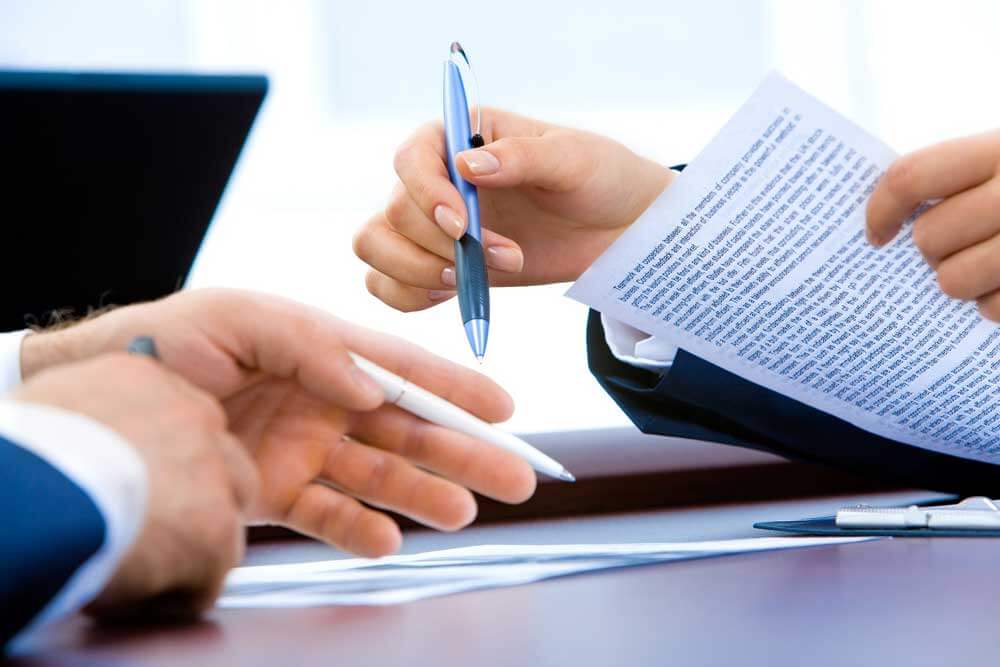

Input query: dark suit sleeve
[0,435,106,648]
[587,310,1000,495]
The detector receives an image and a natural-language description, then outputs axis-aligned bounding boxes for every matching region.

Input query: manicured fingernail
[460,149,500,175]
[350,362,384,400]
[441,266,457,286]
[486,246,524,272]
[433,205,465,239]
[428,290,456,302]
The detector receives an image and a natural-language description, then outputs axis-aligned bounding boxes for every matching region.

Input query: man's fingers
[333,324,516,424]
[867,131,1000,246]
[911,180,1000,265]
[455,130,597,192]
[364,270,455,313]
[322,436,477,532]
[349,404,537,504]
[214,432,260,514]
[189,509,246,613]
[190,291,513,423]
[284,482,402,558]
[211,293,386,411]
[393,121,469,237]
[935,232,1000,300]
[170,375,258,513]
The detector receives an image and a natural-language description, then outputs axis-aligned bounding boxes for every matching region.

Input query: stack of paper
[218,537,870,608]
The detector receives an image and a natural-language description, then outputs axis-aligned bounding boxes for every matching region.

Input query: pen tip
[558,469,576,483]
[464,319,489,361]
[476,355,484,364]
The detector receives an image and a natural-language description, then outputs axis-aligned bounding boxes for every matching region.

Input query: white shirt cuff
[600,314,678,372]
[0,330,28,394]
[0,399,148,643]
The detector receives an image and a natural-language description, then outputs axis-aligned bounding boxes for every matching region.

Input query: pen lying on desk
[350,353,575,482]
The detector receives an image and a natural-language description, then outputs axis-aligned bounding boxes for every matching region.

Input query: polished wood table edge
[14,535,1000,667]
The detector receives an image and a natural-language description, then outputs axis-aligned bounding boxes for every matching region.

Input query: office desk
[14,491,999,667]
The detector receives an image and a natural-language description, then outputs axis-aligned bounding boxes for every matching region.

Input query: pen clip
[449,42,484,147]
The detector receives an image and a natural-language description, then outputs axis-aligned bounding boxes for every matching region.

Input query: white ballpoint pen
[350,353,575,482]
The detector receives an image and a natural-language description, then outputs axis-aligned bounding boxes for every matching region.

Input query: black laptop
[0,70,268,330]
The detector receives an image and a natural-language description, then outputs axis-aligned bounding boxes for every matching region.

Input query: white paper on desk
[217,537,871,608]
[568,73,1000,464]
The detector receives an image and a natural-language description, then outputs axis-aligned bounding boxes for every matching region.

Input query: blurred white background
[2,0,998,433]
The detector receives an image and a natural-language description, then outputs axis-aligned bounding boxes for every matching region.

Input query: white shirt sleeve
[0,399,148,646]
[600,314,678,372]
[0,331,28,394]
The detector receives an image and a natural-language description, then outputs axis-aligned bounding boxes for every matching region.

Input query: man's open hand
[20,289,537,557]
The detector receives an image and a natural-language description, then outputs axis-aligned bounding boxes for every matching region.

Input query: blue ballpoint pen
[443,42,490,361]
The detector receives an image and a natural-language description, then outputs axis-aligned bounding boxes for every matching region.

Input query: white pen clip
[836,496,1000,530]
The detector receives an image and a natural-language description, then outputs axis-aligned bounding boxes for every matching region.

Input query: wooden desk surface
[13,491,998,667]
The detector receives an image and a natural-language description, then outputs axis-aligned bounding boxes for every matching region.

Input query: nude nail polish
[486,246,524,272]
[434,205,465,239]
[441,266,457,287]
[461,150,500,175]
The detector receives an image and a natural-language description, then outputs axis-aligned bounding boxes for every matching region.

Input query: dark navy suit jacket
[587,311,1000,495]
[0,435,106,648]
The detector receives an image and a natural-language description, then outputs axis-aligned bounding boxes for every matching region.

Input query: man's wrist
[21,329,80,381]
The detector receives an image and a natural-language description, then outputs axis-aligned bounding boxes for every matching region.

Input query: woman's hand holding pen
[354,108,675,312]
[867,130,1000,321]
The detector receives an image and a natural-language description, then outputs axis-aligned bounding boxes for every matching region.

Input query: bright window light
[3,0,998,432]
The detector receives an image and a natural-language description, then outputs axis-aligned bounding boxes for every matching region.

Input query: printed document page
[568,73,1000,464]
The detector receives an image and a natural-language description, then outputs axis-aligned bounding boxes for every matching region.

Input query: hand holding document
[218,537,870,608]
[568,74,1000,464]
